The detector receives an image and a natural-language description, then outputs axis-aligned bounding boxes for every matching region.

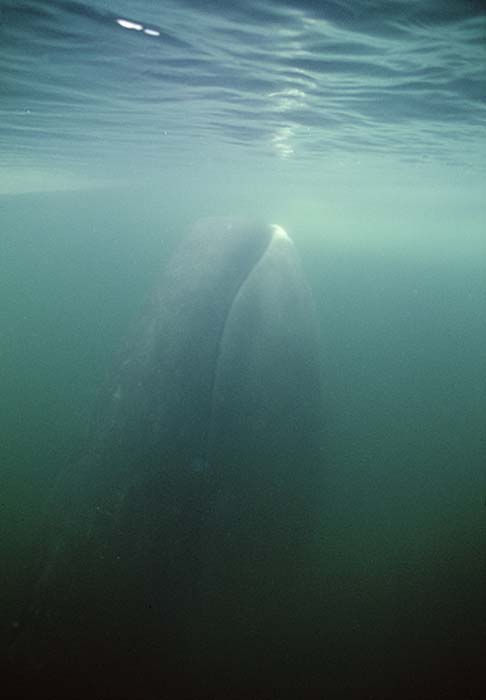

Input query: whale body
[13,219,322,696]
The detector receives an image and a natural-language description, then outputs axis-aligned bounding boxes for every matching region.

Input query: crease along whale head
[270,224,290,242]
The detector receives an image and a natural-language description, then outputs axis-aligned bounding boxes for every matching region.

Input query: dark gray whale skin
[11,219,322,697]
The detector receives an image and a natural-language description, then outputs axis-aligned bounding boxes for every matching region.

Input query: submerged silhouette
[11,219,322,697]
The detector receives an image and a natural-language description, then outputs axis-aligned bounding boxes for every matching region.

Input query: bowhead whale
[12,218,322,696]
